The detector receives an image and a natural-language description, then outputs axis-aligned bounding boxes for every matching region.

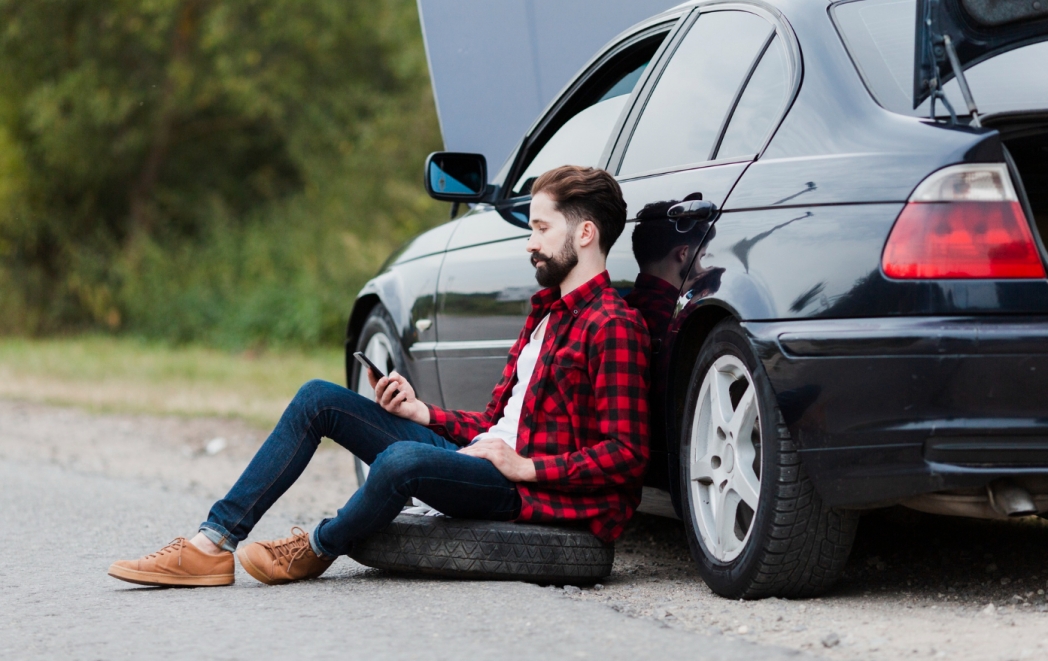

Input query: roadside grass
[0,336,345,429]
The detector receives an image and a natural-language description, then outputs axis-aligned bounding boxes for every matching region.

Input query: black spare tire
[349,513,614,584]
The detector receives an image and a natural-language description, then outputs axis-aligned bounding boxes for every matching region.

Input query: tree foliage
[0,0,444,345]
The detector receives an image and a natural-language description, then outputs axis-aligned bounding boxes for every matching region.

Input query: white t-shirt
[472,314,550,449]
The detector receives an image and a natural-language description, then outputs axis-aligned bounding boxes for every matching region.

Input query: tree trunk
[127,0,208,239]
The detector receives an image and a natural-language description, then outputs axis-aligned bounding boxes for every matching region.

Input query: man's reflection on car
[625,200,716,349]
[685,231,725,300]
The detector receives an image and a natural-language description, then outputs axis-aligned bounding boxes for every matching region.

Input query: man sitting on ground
[108,165,651,587]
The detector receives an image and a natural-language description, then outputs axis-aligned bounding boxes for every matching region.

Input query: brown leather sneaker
[236,526,335,585]
[108,538,234,587]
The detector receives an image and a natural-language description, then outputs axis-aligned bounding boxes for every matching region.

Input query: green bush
[0,0,445,347]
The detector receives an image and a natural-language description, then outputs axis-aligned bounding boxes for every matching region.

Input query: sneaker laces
[264,527,314,574]
[145,537,188,566]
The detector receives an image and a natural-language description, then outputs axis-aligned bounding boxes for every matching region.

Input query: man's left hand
[458,438,537,482]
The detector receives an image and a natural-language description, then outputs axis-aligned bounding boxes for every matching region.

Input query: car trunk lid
[914,0,1048,108]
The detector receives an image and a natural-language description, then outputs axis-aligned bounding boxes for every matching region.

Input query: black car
[343,0,1048,598]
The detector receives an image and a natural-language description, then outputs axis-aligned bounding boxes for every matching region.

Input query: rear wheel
[349,305,407,487]
[679,319,858,599]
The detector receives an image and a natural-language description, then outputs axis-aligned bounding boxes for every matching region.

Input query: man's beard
[531,239,579,288]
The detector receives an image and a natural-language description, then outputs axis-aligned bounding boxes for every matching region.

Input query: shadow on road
[838,507,1048,606]
[614,508,1048,606]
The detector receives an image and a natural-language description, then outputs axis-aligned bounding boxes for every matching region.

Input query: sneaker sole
[107,564,233,587]
[236,547,285,586]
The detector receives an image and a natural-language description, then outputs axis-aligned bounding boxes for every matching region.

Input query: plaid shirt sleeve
[423,405,488,446]
[530,315,650,491]
[424,379,506,445]
[422,322,530,445]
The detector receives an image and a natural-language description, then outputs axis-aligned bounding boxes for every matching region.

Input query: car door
[610,7,795,235]
[433,19,679,412]
[605,4,800,477]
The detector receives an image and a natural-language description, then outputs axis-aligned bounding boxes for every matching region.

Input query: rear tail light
[882,163,1046,279]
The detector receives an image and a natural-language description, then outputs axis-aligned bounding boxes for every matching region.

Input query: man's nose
[526,232,540,252]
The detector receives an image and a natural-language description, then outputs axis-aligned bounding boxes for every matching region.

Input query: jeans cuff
[311,519,337,559]
[198,523,238,553]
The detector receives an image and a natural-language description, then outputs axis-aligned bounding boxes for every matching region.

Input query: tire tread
[743,423,859,599]
[350,514,614,584]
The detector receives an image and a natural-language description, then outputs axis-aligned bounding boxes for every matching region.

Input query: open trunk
[992,114,1048,259]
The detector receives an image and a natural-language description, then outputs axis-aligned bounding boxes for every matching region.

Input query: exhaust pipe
[987,479,1037,517]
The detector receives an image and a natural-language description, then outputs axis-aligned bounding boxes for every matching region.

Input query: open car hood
[914,0,1048,108]
[417,0,679,174]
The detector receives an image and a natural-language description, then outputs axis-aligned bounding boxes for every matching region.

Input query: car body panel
[746,315,1048,506]
[732,137,996,208]
[445,206,529,252]
[620,161,751,221]
[434,232,532,411]
[385,218,460,268]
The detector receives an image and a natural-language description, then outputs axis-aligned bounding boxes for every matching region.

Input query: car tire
[679,319,858,599]
[349,513,614,584]
[349,304,408,487]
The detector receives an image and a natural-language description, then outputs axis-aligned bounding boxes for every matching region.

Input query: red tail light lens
[882,164,1046,279]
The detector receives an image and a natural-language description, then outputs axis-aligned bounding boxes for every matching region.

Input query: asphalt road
[0,458,808,661]
[5,398,1048,661]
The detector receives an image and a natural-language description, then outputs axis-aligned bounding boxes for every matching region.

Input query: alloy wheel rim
[688,354,762,563]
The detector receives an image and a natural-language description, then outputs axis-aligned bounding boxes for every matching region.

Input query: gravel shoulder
[3,398,1048,660]
[600,509,1048,659]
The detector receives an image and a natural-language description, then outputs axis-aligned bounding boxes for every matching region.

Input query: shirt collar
[530,270,612,313]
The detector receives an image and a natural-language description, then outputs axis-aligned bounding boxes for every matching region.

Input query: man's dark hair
[531,166,627,255]
[631,202,709,269]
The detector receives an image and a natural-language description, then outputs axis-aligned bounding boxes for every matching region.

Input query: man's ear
[675,245,691,265]
[576,220,599,249]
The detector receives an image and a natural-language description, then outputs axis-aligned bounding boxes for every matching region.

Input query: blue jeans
[199,380,521,557]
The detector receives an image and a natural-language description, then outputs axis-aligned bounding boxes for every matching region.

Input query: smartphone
[353,351,386,378]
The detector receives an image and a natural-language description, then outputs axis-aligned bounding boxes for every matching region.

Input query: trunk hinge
[920,0,982,126]
[942,34,981,127]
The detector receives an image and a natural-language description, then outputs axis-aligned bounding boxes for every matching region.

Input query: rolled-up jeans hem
[311,519,338,559]
[199,523,238,553]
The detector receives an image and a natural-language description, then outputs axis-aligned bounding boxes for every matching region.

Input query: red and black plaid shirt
[425,271,651,542]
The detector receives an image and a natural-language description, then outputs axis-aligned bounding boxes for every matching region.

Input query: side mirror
[424,152,488,202]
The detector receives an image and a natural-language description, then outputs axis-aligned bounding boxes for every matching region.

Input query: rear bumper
[747,316,1048,508]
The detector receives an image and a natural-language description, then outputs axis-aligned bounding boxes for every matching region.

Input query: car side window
[510,33,666,197]
[618,11,774,178]
[715,35,790,161]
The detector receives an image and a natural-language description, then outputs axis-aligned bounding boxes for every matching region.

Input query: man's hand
[371,370,430,425]
[458,438,537,482]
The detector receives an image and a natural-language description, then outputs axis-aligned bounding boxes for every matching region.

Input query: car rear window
[619,10,774,177]
[833,0,1048,117]
[715,35,790,160]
